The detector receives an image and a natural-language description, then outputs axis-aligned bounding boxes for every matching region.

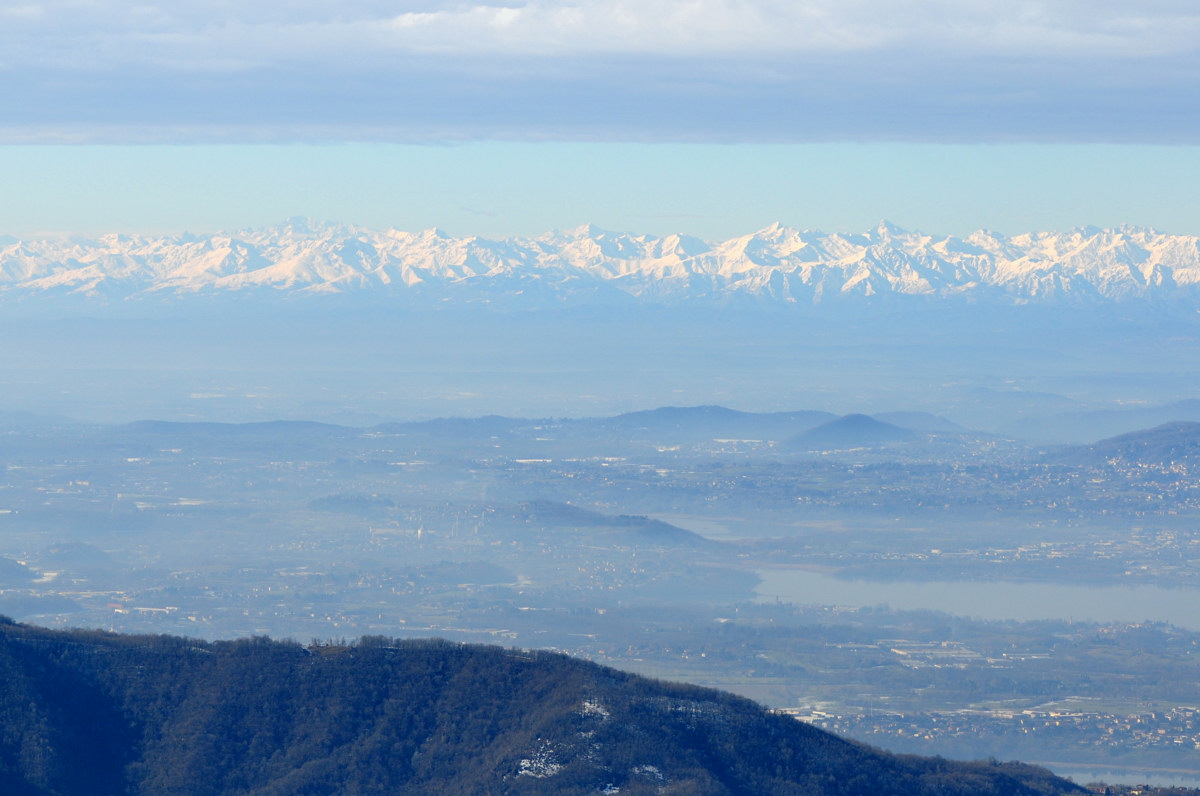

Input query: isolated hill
[4,220,1200,309]
[1049,421,1200,467]
[0,620,1083,796]
[504,500,712,548]
[787,413,919,450]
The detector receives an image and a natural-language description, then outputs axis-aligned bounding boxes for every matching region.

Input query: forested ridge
[0,618,1084,795]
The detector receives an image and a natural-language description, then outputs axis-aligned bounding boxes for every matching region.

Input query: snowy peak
[3,222,1200,308]
[868,219,906,241]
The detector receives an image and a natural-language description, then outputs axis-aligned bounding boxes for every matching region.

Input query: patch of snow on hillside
[518,739,562,778]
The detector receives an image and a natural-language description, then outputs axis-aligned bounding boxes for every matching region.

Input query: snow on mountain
[2,220,1200,308]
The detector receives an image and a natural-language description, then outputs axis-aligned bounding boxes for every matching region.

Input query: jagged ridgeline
[0,620,1083,796]
[3,220,1200,309]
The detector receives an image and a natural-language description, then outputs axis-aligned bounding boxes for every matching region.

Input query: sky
[2,0,1200,239]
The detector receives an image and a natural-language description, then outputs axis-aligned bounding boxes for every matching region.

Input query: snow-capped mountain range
[3,219,1200,308]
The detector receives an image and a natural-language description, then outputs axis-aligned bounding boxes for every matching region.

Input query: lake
[1053,765,1200,789]
[755,568,1200,629]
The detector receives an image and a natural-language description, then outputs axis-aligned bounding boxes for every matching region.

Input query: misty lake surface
[1057,766,1200,789]
[755,568,1200,629]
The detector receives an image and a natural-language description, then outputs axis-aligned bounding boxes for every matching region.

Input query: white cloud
[2,1,1199,142]
[367,2,881,56]
[7,0,1200,64]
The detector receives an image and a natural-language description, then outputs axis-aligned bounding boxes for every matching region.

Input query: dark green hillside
[0,621,1085,796]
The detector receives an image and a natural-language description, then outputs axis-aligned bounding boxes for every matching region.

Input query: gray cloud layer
[3,1,1199,142]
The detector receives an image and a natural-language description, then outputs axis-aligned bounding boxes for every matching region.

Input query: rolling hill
[0,620,1084,796]
[786,413,919,451]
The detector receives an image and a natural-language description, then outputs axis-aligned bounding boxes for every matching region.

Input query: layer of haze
[5,143,1200,240]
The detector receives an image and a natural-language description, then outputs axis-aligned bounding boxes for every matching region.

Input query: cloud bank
[3,1,1199,142]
